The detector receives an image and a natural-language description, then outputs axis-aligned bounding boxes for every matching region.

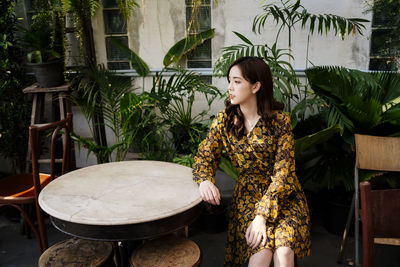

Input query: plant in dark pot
[19,12,65,88]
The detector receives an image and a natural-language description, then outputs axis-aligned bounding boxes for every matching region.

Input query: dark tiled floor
[1,211,400,267]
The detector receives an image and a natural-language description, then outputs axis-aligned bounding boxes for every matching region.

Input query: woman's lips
[230,94,235,99]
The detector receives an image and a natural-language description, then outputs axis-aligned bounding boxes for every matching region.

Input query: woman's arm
[192,112,225,205]
[255,112,298,222]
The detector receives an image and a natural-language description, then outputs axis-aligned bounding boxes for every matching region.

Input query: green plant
[294,112,354,190]
[70,64,134,163]
[173,155,195,168]
[109,38,149,77]
[163,28,215,67]
[119,91,176,162]
[299,66,400,190]
[0,0,32,174]
[147,68,221,155]
[305,66,400,140]
[19,12,61,63]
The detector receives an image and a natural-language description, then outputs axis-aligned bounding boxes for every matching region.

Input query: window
[24,0,35,25]
[103,0,130,70]
[185,0,212,70]
[369,1,400,71]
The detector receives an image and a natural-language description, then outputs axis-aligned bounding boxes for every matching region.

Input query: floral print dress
[193,110,311,266]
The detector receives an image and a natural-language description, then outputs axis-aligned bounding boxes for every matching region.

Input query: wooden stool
[130,235,201,267]
[38,237,113,267]
[23,83,74,173]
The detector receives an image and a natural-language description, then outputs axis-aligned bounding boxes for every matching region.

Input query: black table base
[50,204,202,242]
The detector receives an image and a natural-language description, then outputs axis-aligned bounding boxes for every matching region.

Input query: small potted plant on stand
[19,12,65,88]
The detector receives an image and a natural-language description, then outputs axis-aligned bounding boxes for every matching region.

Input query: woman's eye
[235,81,240,84]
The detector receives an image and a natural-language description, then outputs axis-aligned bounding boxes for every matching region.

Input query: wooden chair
[356,134,400,267]
[0,113,113,266]
[130,235,202,267]
[0,113,73,252]
[338,134,400,266]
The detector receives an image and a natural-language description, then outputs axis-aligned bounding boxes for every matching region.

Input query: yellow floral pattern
[193,110,311,266]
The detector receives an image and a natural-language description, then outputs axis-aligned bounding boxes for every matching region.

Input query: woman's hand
[245,215,267,249]
[199,180,221,205]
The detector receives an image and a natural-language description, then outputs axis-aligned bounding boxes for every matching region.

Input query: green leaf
[218,156,239,181]
[233,31,253,46]
[163,28,215,67]
[295,124,342,155]
[109,38,149,77]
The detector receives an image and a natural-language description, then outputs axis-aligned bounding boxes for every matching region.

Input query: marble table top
[39,161,202,226]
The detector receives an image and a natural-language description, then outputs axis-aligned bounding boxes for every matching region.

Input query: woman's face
[228,65,258,105]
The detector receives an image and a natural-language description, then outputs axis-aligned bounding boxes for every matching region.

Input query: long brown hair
[225,56,284,138]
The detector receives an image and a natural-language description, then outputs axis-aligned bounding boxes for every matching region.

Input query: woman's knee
[248,249,273,267]
[273,247,295,267]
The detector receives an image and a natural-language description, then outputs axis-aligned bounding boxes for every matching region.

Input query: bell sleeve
[255,113,298,222]
[192,112,224,185]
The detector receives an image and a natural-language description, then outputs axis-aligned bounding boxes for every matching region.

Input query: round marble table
[39,161,202,241]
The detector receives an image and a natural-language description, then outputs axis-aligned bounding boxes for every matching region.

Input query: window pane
[187,39,211,60]
[106,36,129,60]
[103,0,119,8]
[372,2,399,27]
[369,58,397,71]
[26,12,34,25]
[187,60,211,68]
[199,75,212,84]
[103,10,127,34]
[370,29,393,56]
[186,6,211,33]
[107,62,131,70]
[24,0,34,11]
[185,0,210,5]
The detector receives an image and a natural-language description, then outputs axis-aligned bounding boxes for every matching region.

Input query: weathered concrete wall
[211,0,372,69]
[210,0,372,114]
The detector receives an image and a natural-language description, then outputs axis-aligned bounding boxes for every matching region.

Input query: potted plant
[19,12,65,88]
[303,66,400,234]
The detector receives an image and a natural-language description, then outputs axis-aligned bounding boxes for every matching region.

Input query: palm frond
[253,0,368,39]
[306,66,400,136]
[213,37,266,77]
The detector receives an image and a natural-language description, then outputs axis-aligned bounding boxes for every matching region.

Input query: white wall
[91,0,372,95]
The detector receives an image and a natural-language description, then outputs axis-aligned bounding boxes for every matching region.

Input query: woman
[192,57,311,266]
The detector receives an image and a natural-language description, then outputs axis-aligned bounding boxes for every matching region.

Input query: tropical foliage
[70,64,134,163]
[253,0,367,42]
[297,66,400,190]
[0,0,31,174]
[18,13,61,63]
[306,66,400,140]
[164,28,215,67]
[135,68,221,158]
[109,38,150,77]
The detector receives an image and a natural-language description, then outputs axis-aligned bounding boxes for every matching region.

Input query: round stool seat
[130,235,201,267]
[38,237,113,267]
